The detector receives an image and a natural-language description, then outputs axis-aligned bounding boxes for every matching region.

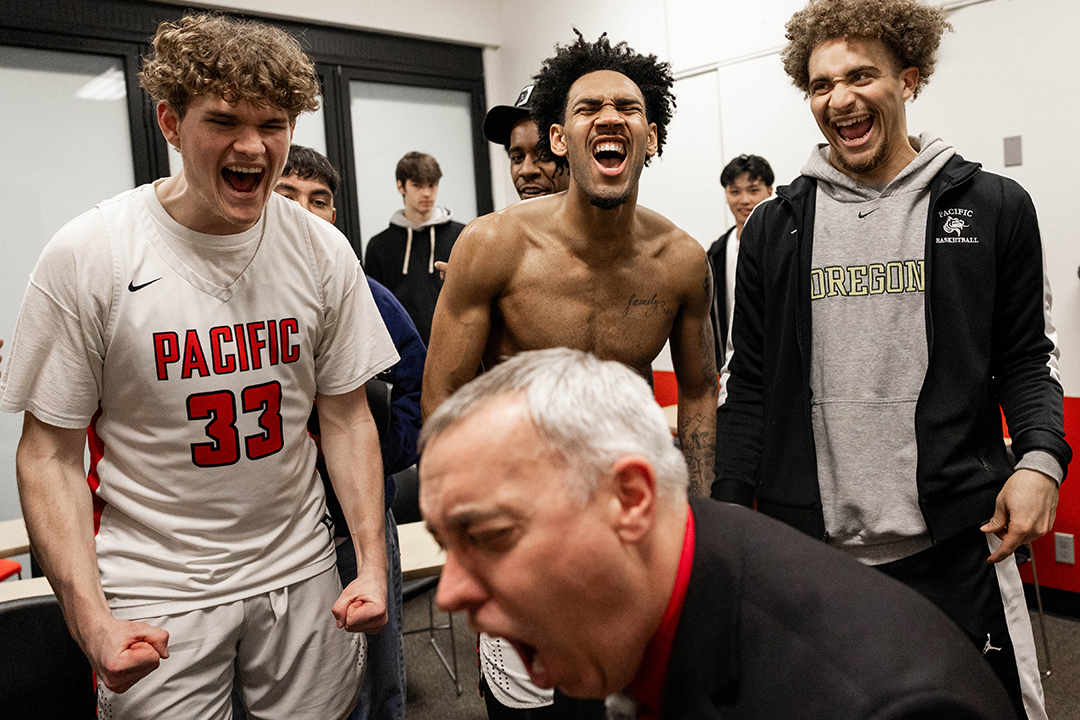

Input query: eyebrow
[427,504,521,542]
[203,109,289,125]
[811,64,880,84]
[573,96,643,108]
[846,64,880,76]
[275,180,333,197]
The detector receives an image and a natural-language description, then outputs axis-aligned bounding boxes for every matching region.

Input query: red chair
[0,559,21,582]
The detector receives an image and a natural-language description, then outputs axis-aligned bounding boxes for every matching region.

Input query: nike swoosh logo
[128,278,162,292]
[858,209,878,218]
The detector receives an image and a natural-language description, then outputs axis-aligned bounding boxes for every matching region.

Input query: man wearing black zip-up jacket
[716,153,1070,547]
[715,2,1069,718]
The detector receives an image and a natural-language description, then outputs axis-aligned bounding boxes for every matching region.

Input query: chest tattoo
[622,292,672,318]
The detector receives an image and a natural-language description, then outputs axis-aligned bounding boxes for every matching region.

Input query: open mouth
[222,165,264,194]
[506,637,553,688]
[834,114,874,145]
[593,139,627,176]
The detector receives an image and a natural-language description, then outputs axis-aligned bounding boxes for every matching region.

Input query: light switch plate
[1055,532,1075,564]
[1004,135,1022,167]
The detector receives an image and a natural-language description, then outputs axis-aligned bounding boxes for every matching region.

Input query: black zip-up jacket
[714,154,1071,544]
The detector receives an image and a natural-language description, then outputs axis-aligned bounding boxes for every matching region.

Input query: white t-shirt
[1,184,398,617]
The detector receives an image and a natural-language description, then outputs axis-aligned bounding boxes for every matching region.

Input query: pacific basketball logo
[936,208,978,244]
[944,217,968,236]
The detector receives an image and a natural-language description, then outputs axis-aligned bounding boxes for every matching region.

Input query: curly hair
[530,31,675,168]
[781,0,952,98]
[139,13,321,119]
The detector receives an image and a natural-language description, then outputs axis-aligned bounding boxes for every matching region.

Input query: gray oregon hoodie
[802,132,955,565]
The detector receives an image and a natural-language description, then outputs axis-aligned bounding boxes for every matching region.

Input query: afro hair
[530,31,675,168]
[782,0,952,98]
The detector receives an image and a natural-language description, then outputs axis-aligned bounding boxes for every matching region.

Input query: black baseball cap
[483,84,535,146]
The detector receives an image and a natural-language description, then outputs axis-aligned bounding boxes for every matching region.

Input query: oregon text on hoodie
[802,133,954,564]
[364,206,465,346]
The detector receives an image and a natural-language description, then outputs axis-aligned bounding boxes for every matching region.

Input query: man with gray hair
[420,349,1013,719]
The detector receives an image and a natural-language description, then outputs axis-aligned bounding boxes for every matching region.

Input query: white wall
[160,0,502,46]
[906,0,1080,394]
[0,48,135,547]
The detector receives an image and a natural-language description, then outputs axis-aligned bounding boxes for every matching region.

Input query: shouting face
[550,70,657,210]
[157,94,293,235]
[421,395,645,698]
[808,37,919,186]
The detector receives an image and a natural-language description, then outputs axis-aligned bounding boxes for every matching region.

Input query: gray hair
[420,348,688,501]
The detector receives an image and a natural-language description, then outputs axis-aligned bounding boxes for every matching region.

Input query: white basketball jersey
[3,185,397,617]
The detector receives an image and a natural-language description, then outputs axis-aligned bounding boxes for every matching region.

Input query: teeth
[835,115,869,128]
[593,142,625,156]
[225,165,263,174]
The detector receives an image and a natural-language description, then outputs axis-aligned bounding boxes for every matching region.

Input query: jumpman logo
[983,633,1002,654]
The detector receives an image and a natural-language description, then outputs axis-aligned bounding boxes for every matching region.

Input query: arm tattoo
[679,413,716,498]
[683,261,717,496]
[701,264,718,386]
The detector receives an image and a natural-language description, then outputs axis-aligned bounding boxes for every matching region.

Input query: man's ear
[900,66,919,101]
[607,455,657,544]
[646,123,658,158]
[549,124,569,159]
[331,207,338,224]
[157,101,181,151]
[396,180,406,197]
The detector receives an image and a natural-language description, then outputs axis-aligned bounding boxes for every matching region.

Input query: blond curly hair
[138,13,321,119]
[782,0,952,98]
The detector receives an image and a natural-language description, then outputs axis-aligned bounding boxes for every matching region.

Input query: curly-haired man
[423,32,716,498]
[1,13,399,718]
[716,2,1068,718]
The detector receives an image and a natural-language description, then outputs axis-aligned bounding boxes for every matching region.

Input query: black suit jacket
[660,500,1015,719]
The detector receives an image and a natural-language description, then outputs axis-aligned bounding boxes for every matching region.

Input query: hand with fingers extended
[332,566,388,634]
[981,468,1058,563]
[87,615,170,694]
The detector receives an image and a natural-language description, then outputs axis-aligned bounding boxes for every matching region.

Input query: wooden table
[0,576,52,603]
[662,404,678,435]
[398,521,445,581]
[0,518,30,559]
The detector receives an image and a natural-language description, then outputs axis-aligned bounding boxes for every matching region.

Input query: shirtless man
[423,32,716,495]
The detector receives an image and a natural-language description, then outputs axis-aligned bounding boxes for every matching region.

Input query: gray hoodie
[802,133,956,564]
